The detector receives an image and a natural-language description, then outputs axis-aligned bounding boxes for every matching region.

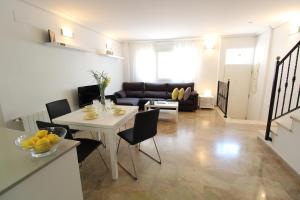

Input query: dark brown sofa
[114,82,198,111]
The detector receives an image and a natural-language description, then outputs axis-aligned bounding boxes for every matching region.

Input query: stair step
[275,118,292,132]
[270,125,278,136]
[291,114,300,123]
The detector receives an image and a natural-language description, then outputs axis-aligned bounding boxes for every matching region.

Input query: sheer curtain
[129,43,156,82]
[128,39,201,83]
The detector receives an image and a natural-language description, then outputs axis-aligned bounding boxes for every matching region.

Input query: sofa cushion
[171,88,179,100]
[145,83,167,91]
[123,82,145,91]
[144,91,167,98]
[183,87,192,101]
[126,91,144,98]
[167,83,194,92]
[116,98,139,106]
[178,88,185,101]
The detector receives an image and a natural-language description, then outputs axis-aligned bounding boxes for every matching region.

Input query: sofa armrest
[189,91,199,110]
[189,91,199,99]
[114,90,126,98]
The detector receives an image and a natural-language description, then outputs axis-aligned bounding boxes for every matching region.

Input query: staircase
[265,40,300,141]
[260,111,300,174]
[262,40,300,175]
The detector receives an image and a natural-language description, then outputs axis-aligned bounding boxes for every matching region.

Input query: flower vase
[99,86,106,111]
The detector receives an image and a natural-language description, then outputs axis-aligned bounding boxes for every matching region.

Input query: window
[133,41,199,82]
[157,51,175,80]
[225,48,254,65]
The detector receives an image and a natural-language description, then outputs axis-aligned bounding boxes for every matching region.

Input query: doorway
[224,64,252,119]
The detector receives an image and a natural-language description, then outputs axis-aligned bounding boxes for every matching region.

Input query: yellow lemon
[30,136,39,143]
[34,138,51,153]
[48,134,60,144]
[35,137,50,145]
[35,130,48,138]
[21,139,34,149]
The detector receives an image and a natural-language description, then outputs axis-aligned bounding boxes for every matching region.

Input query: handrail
[278,40,300,66]
[217,79,230,118]
[265,40,300,141]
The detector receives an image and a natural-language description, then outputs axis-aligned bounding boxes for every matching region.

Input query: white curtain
[129,43,156,82]
[127,39,201,83]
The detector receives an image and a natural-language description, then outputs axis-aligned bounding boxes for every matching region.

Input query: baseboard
[215,106,266,125]
[257,134,300,182]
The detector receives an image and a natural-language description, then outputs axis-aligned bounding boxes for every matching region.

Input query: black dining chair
[36,121,108,169]
[46,99,79,135]
[117,108,161,180]
[105,95,117,104]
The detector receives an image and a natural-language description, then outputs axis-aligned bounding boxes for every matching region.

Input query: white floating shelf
[44,42,90,52]
[44,42,124,59]
[96,53,124,60]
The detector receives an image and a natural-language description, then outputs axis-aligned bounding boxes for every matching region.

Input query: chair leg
[96,148,109,170]
[101,132,106,148]
[117,138,121,154]
[139,137,162,164]
[79,161,83,168]
[89,131,95,139]
[117,141,138,180]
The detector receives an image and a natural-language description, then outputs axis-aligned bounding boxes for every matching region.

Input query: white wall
[260,22,300,121]
[197,39,221,99]
[0,104,5,127]
[218,35,257,81]
[247,28,272,120]
[0,1,124,129]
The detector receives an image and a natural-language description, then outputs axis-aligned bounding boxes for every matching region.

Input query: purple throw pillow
[183,87,192,101]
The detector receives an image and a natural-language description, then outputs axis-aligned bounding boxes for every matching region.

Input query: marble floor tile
[78,109,300,200]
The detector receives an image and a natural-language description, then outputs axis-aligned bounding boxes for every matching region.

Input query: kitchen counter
[0,127,83,200]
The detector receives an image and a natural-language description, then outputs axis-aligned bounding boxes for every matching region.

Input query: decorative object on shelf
[106,49,114,55]
[96,49,124,59]
[91,70,111,110]
[48,29,56,43]
[105,42,113,55]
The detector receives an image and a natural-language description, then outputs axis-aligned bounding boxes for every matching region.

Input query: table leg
[106,129,118,180]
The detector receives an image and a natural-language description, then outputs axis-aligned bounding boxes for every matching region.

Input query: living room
[1,0,300,199]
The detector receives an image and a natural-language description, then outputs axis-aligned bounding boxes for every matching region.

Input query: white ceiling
[24,0,300,41]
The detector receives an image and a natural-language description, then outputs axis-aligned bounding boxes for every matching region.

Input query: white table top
[53,105,139,129]
[145,101,178,108]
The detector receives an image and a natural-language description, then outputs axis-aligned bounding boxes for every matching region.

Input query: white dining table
[53,105,139,180]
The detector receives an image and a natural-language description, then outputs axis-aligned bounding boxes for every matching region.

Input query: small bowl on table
[15,127,67,158]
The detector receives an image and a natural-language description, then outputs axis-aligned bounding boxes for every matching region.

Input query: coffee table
[144,101,178,122]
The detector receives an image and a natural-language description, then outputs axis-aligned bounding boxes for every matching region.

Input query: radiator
[21,110,50,133]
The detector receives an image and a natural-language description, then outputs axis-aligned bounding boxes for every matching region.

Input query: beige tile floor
[78,109,300,200]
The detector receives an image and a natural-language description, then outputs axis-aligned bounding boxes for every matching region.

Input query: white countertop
[0,128,79,195]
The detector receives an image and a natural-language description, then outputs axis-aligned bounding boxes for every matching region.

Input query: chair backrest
[46,99,71,122]
[105,95,117,104]
[36,120,73,139]
[133,108,160,143]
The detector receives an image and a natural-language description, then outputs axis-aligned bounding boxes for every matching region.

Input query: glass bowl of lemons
[15,127,67,158]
